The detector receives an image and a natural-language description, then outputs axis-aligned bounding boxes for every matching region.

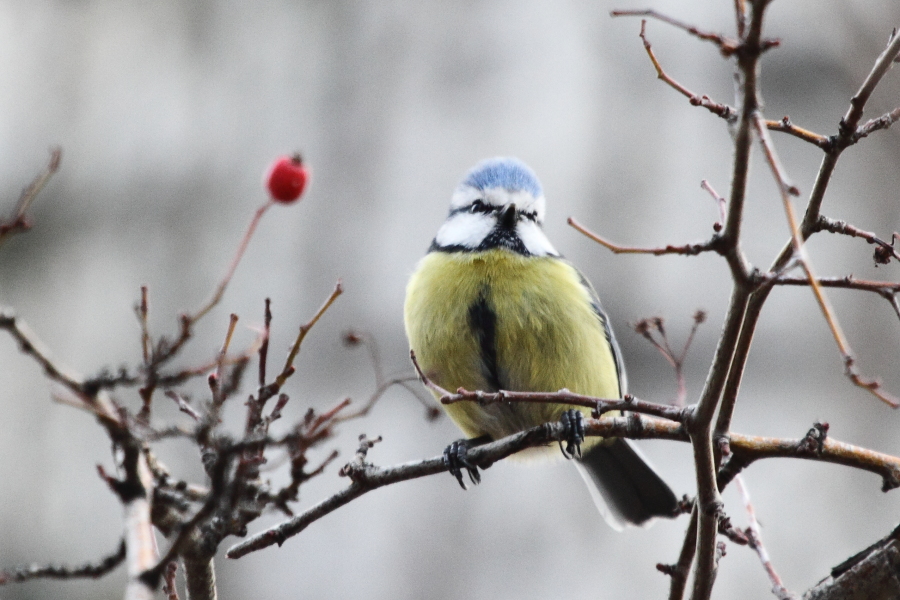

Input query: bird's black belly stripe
[468,292,503,391]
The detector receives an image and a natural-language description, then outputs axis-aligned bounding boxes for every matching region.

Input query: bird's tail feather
[574,438,678,531]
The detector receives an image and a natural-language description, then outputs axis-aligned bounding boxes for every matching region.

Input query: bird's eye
[523,211,537,222]
[470,199,491,214]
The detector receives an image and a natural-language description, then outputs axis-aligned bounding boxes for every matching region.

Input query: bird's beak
[498,203,517,230]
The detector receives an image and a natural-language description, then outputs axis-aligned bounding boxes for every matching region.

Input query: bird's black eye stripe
[470,199,492,214]
[449,201,536,220]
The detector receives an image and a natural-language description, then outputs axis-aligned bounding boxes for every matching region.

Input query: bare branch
[855,105,900,140]
[839,31,900,145]
[773,275,900,294]
[336,332,440,422]
[814,216,900,265]
[274,281,343,389]
[803,524,900,599]
[633,312,707,407]
[444,387,689,422]
[736,476,798,600]
[610,9,741,55]
[764,116,830,149]
[616,18,828,155]
[226,413,900,560]
[733,0,747,38]
[192,201,273,323]
[0,540,125,585]
[632,19,738,121]
[689,2,776,595]
[781,25,900,261]
[0,311,85,395]
[164,390,202,421]
[137,286,151,365]
[721,424,900,492]
[163,562,179,600]
[754,109,900,408]
[226,415,683,559]
[659,507,698,600]
[753,114,801,197]
[414,347,689,421]
[700,180,727,232]
[122,454,159,600]
[718,19,900,489]
[0,147,62,248]
[258,298,272,388]
[181,556,216,600]
[567,217,720,256]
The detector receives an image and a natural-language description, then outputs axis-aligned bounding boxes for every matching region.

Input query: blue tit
[404,157,677,529]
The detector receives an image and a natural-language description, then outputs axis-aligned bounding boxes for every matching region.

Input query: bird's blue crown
[461,157,543,197]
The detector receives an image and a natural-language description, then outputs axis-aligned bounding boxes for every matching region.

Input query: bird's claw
[444,439,481,490]
[559,409,585,459]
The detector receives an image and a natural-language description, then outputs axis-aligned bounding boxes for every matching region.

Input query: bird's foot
[444,438,482,490]
[559,409,585,459]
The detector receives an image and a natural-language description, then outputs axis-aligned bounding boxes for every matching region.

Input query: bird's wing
[574,268,627,395]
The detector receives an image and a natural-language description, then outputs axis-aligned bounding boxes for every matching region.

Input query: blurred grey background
[1,1,899,599]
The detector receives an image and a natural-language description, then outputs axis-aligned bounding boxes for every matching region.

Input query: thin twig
[192,201,274,323]
[734,0,747,38]
[0,540,125,584]
[213,313,239,406]
[773,275,900,323]
[790,24,900,253]
[164,391,202,421]
[735,476,798,600]
[258,298,272,388]
[855,105,900,140]
[567,217,720,256]
[610,9,741,55]
[411,349,690,422]
[336,332,441,422]
[146,200,277,371]
[163,562,179,600]
[764,116,830,149]
[659,507,698,600]
[838,32,900,147]
[274,281,343,389]
[814,216,900,264]
[334,374,431,422]
[138,286,151,365]
[634,19,738,121]
[632,313,707,407]
[752,114,800,197]
[773,275,900,293]
[700,180,727,232]
[0,311,85,395]
[0,147,62,248]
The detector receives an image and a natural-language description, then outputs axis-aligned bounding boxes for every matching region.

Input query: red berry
[265,154,309,203]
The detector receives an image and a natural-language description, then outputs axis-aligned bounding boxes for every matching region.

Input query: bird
[403,157,678,529]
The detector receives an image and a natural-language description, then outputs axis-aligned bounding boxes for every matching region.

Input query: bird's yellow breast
[404,249,621,447]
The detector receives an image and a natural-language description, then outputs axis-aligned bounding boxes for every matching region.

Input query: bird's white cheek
[434,213,494,248]
[517,222,558,256]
